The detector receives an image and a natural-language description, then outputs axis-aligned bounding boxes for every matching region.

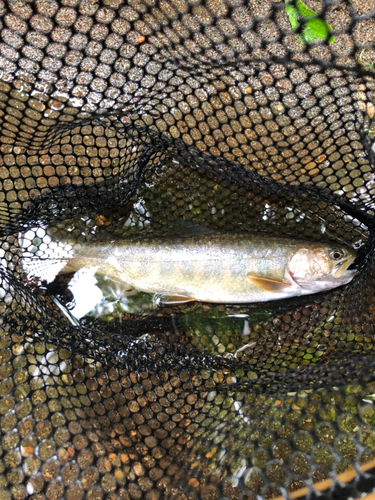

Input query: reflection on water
[86,274,154,319]
[180,305,271,357]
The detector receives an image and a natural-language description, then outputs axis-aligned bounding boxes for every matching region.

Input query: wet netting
[5,1,375,499]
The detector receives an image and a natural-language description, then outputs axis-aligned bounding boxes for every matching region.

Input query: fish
[45,232,357,304]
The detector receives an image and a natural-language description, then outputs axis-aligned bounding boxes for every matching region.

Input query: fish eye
[330,250,343,261]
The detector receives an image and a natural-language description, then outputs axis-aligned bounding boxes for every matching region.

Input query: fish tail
[21,254,81,284]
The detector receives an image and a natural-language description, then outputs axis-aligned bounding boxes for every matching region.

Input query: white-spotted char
[55,232,357,304]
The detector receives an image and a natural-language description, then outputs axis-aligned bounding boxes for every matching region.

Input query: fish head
[288,244,357,290]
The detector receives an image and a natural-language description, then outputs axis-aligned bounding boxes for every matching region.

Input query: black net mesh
[3,1,375,499]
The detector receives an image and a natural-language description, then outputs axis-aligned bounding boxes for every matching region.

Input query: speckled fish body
[64,232,357,304]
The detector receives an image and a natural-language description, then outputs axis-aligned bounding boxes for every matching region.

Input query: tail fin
[21,255,72,284]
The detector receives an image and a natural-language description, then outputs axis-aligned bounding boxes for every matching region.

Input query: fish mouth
[332,256,356,279]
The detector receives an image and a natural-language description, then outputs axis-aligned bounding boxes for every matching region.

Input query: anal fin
[247,275,292,293]
[155,294,197,305]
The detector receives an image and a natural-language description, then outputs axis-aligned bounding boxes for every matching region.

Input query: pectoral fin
[155,294,197,305]
[247,275,292,292]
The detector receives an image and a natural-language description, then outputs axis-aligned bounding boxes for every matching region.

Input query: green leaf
[295,0,317,19]
[285,4,299,30]
[285,0,335,44]
[304,19,335,43]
